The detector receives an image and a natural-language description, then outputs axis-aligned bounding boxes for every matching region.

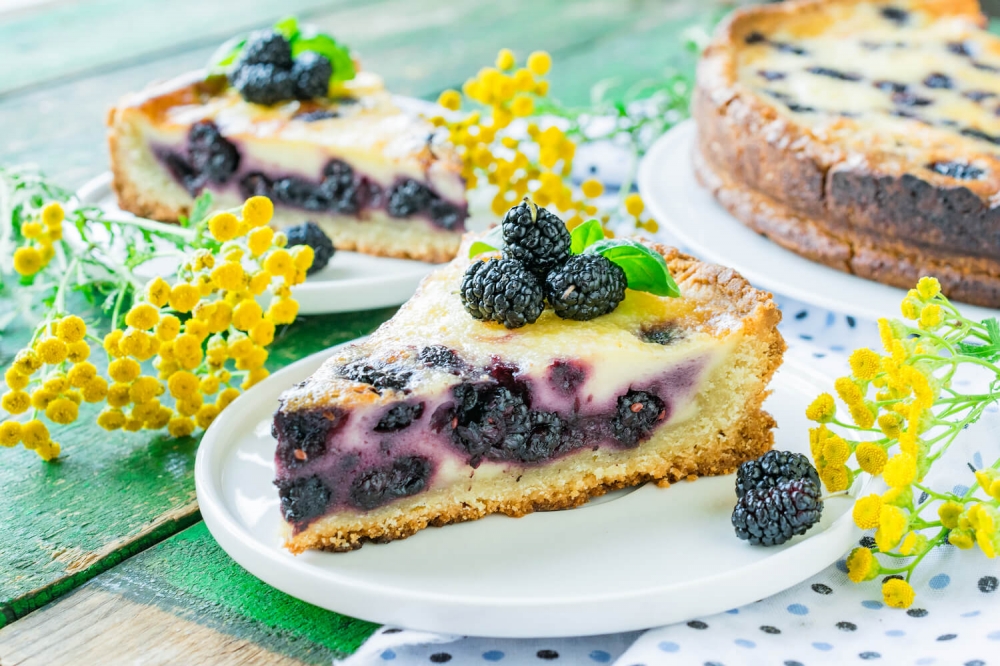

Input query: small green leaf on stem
[273,16,300,41]
[292,34,356,83]
[468,225,504,258]
[585,238,680,297]
[207,35,246,74]
[569,218,605,254]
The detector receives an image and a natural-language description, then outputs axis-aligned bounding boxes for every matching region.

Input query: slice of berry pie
[272,223,785,552]
[108,25,467,262]
[695,0,1000,306]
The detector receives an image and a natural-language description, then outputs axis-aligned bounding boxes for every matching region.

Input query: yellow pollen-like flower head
[41,202,65,228]
[13,247,43,276]
[209,212,240,242]
[877,413,902,440]
[916,276,941,300]
[882,578,915,609]
[247,227,274,257]
[36,338,68,365]
[918,304,942,329]
[855,441,888,475]
[167,371,200,400]
[527,51,551,76]
[242,196,274,228]
[56,315,87,343]
[846,546,880,583]
[898,531,927,556]
[437,89,462,111]
[156,314,181,342]
[834,377,864,407]
[268,297,299,325]
[850,402,875,429]
[97,408,126,431]
[125,303,160,331]
[975,469,1000,501]
[849,348,881,380]
[2,390,31,415]
[853,494,883,530]
[805,392,836,423]
[820,465,851,492]
[883,453,917,489]
[20,419,50,449]
[875,504,909,551]
[45,397,78,425]
[0,421,22,447]
[169,284,200,313]
[167,416,196,438]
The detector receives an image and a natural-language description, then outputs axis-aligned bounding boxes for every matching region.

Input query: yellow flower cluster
[807,276,1000,609]
[1,314,93,460]
[432,49,655,235]
[1,195,312,459]
[12,202,64,276]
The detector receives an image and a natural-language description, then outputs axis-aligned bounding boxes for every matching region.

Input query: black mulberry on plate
[732,478,824,546]
[295,221,336,267]
[544,254,627,321]
[735,450,821,499]
[611,390,665,448]
[237,30,294,69]
[460,258,545,329]
[232,63,297,106]
[500,200,571,277]
[292,51,333,99]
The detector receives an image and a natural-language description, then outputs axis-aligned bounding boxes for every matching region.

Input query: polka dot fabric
[333,257,1000,663]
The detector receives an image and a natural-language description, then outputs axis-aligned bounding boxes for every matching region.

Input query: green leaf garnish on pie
[569,218,605,254]
[585,238,680,298]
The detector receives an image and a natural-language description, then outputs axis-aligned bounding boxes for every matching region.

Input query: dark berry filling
[272,406,346,467]
[744,32,766,44]
[928,161,986,180]
[276,475,332,524]
[296,109,340,122]
[338,359,413,393]
[418,345,466,374]
[961,127,1000,145]
[547,360,588,396]
[922,73,952,89]
[387,179,465,230]
[349,456,431,510]
[947,41,972,57]
[757,70,786,81]
[880,6,909,24]
[891,91,933,107]
[157,135,467,231]
[640,323,683,346]
[806,66,861,82]
[964,90,996,102]
[973,61,1000,73]
[611,390,667,448]
[772,41,807,56]
[874,80,908,94]
[158,121,240,196]
[375,402,425,432]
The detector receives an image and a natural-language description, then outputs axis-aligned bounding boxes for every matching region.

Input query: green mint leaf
[187,192,214,229]
[207,35,246,73]
[273,16,300,41]
[468,225,504,258]
[569,219,605,254]
[585,238,680,297]
[292,34,356,83]
[957,341,1000,361]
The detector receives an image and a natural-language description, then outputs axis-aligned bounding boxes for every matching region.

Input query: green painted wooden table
[0,0,721,662]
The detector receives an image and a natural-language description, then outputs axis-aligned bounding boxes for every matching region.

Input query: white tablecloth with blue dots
[336,294,1000,666]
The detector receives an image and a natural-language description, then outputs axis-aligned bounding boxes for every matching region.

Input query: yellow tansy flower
[876,504,908,551]
[853,494,883,530]
[848,348,881,380]
[882,578,915,609]
[527,51,551,76]
[56,315,87,343]
[855,441,888,475]
[0,421,22,447]
[168,416,196,438]
[36,338,68,365]
[169,284,200,313]
[846,547,880,582]
[916,276,941,300]
[41,202,64,227]
[13,247,43,276]
[125,303,160,331]
[209,212,240,242]
[242,196,274,228]
[805,393,836,423]
[883,453,917,488]
[2,390,30,414]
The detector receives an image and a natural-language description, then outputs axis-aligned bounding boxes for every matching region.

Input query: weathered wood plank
[0,0,363,97]
[0,523,378,664]
[0,0,713,188]
[0,307,397,628]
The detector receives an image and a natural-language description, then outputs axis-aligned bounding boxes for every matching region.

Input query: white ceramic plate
[639,120,1000,323]
[195,341,859,638]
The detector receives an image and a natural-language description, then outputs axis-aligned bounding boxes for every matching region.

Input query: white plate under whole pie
[639,120,1000,323]
[195,341,859,638]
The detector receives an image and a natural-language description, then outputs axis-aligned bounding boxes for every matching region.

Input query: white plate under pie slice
[639,120,1000,323]
[195,341,859,638]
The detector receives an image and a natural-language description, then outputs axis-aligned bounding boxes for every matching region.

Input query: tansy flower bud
[36,338,68,365]
[2,391,31,414]
[805,393,836,423]
[56,315,87,343]
[846,547,880,582]
[247,227,274,257]
[437,89,461,111]
[242,196,274,228]
[13,247,43,276]
[527,51,551,76]
[4,367,29,391]
[883,453,917,488]
[882,578,915,609]
[147,277,171,308]
[875,504,908,552]
[916,276,941,300]
[41,202,65,227]
[209,212,240,242]
[126,303,160,331]
[855,441,888,475]
[0,421,22,447]
[168,416,195,438]
[169,284,200,313]
[97,408,126,431]
[852,494,883,530]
